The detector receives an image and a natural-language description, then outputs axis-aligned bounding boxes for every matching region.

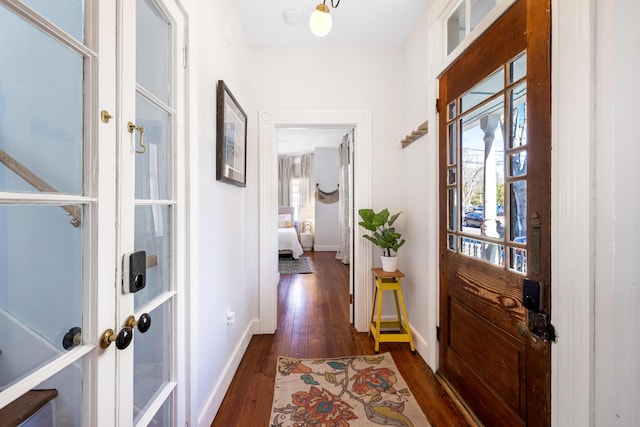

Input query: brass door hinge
[436,326,440,341]
[436,98,440,114]
[349,294,354,304]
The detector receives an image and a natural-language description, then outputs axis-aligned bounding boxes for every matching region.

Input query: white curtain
[299,153,314,208]
[336,132,351,264]
[278,155,293,207]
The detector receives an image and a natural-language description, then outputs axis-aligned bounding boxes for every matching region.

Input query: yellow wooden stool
[369,268,416,353]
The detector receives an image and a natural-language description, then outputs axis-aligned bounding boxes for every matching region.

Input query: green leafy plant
[358,208,406,257]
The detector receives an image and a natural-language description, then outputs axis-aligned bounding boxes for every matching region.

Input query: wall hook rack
[400,121,428,148]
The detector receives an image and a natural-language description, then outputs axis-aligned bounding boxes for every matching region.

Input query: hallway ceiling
[236,0,429,46]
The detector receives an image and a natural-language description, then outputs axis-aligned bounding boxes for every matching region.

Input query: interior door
[0,1,107,425]
[0,1,184,425]
[438,1,551,426]
[116,0,185,425]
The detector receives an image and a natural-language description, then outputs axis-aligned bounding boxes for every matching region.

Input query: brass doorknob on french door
[62,326,82,350]
[125,313,152,333]
[100,327,134,350]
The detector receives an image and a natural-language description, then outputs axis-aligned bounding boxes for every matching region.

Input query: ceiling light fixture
[309,0,340,37]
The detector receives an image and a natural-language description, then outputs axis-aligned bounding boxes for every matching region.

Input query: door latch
[523,278,557,342]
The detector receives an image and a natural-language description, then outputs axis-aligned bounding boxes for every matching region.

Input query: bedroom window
[291,177,300,222]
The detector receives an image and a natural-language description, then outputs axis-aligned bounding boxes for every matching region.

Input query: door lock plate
[123,251,146,294]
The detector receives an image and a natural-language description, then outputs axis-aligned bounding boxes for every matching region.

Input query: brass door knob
[125,313,152,333]
[100,327,134,350]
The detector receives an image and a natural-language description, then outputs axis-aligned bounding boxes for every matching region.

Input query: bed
[278,207,304,259]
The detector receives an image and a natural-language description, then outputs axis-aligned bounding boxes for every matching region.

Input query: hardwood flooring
[212,251,474,426]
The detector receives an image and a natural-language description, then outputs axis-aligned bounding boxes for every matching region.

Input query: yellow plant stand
[369,268,416,353]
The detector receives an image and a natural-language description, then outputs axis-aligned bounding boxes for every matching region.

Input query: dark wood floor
[212,251,474,426]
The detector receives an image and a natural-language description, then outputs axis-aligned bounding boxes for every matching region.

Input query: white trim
[551,0,595,425]
[196,319,259,427]
[259,110,373,334]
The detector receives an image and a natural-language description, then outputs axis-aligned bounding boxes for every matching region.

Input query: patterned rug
[269,353,431,427]
[279,257,315,274]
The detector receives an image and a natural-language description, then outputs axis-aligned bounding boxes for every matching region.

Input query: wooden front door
[438,1,552,426]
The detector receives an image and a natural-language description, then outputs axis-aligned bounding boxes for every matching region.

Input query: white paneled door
[0,1,186,425]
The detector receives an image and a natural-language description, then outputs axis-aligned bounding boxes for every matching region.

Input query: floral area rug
[269,353,431,427]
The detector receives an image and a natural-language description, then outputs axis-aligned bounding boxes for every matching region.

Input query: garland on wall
[316,183,339,204]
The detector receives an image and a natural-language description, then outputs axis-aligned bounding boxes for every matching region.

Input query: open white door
[0,1,186,425]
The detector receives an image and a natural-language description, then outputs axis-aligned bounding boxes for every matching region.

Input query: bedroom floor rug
[269,353,431,427]
[278,257,315,274]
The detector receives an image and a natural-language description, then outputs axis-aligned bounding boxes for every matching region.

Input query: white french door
[114,0,186,425]
[0,0,185,425]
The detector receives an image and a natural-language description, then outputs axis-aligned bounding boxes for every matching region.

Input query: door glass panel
[470,0,496,31]
[461,68,504,114]
[134,205,171,308]
[460,237,504,267]
[448,168,456,185]
[448,101,457,120]
[36,358,84,426]
[135,95,171,200]
[509,246,527,274]
[510,83,527,148]
[447,1,465,55]
[21,0,84,42]
[448,122,457,166]
[0,205,82,385]
[0,6,84,195]
[509,152,527,177]
[510,52,527,83]
[448,234,456,251]
[137,0,170,104]
[461,95,504,235]
[509,180,527,240]
[133,302,171,424]
[448,188,457,231]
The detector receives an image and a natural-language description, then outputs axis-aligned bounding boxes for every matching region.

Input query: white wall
[187,0,259,425]
[313,147,339,251]
[248,46,405,219]
[593,0,640,425]
[399,1,438,366]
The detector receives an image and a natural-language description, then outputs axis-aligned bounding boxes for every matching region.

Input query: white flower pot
[381,256,398,272]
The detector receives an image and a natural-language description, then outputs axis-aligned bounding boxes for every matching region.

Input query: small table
[369,268,416,353]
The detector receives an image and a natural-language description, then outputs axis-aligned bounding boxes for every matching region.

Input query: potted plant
[358,208,406,272]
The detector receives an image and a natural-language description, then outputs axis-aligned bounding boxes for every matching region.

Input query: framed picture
[216,80,247,187]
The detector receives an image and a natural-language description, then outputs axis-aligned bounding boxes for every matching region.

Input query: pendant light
[309,0,340,37]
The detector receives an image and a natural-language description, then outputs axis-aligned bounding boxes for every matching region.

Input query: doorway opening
[258,110,373,334]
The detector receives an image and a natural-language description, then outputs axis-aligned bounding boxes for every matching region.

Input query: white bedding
[278,227,304,259]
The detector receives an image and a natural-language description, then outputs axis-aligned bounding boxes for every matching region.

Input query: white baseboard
[378,315,430,360]
[197,319,259,427]
[313,245,339,251]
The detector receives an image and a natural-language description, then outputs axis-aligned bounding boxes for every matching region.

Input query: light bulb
[309,4,332,37]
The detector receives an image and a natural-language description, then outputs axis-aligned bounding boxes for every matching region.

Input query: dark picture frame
[216,80,247,187]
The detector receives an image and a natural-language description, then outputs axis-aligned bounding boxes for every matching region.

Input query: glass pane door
[0,1,91,425]
[125,0,179,425]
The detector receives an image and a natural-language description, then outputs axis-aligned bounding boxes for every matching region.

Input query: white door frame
[258,110,373,334]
